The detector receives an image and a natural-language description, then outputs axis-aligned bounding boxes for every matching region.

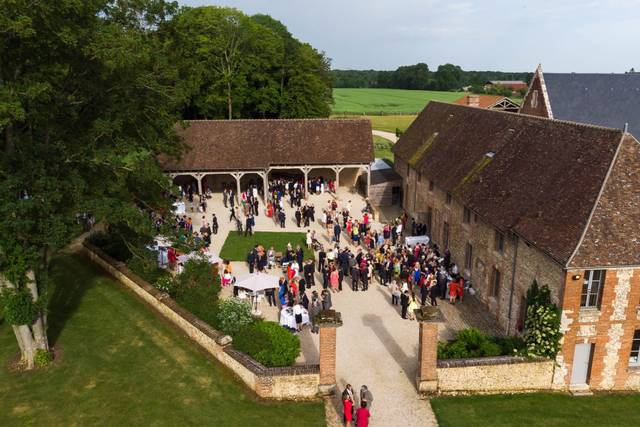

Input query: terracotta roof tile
[161,119,373,171]
[455,95,506,109]
[393,102,624,264]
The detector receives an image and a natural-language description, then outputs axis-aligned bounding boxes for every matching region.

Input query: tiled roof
[488,80,527,85]
[393,102,624,265]
[455,95,507,109]
[541,72,640,137]
[161,119,373,171]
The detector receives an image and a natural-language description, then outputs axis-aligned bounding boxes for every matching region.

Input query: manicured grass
[374,135,394,162]
[332,88,464,115]
[431,393,640,427]
[220,231,312,261]
[0,255,324,426]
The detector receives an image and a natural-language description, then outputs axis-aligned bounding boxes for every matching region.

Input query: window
[490,267,501,298]
[581,270,605,308]
[463,207,471,224]
[531,89,539,108]
[630,330,640,367]
[426,207,433,236]
[442,222,450,249]
[494,230,505,253]
[464,243,473,270]
[446,192,452,205]
[429,180,434,191]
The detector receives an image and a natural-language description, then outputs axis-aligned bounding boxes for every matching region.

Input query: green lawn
[0,255,324,426]
[220,231,312,261]
[374,135,394,162]
[431,393,640,427]
[332,88,464,115]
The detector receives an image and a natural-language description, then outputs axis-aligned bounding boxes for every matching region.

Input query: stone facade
[555,268,640,391]
[396,155,565,334]
[84,242,323,400]
[437,357,555,393]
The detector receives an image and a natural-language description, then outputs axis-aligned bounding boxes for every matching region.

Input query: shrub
[34,349,53,368]
[172,258,221,328]
[88,231,132,262]
[438,328,502,359]
[216,298,253,336]
[522,281,562,358]
[154,275,177,296]
[234,320,300,367]
[491,335,526,355]
[0,287,39,326]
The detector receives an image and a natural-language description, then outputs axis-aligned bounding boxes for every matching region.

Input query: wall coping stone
[83,241,319,380]
[437,355,549,368]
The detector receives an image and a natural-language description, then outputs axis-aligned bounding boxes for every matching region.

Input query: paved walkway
[372,129,398,143]
[185,188,497,426]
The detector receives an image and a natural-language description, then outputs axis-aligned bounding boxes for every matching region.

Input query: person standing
[245,214,255,236]
[223,188,228,208]
[400,290,410,319]
[211,213,218,235]
[342,390,354,427]
[318,246,327,271]
[360,385,373,411]
[351,265,360,291]
[303,260,315,287]
[390,281,400,305]
[265,287,276,307]
[333,222,341,243]
[355,401,371,427]
[247,248,256,274]
[330,267,339,292]
[229,206,237,223]
[293,302,304,332]
[295,208,302,228]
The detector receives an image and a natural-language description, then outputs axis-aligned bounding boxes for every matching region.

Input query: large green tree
[0,0,182,369]
[163,7,332,119]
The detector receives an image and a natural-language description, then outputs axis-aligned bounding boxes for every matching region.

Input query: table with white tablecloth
[405,235,430,247]
[279,307,310,329]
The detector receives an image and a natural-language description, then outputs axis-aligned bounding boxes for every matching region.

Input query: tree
[0,0,182,369]
[434,63,464,91]
[389,63,430,90]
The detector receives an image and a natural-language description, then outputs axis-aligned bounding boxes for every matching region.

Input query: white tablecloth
[279,307,310,329]
[405,235,430,247]
[173,202,186,214]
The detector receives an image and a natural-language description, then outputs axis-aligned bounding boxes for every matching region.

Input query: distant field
[333,114,417,134]
[332,88,465,115]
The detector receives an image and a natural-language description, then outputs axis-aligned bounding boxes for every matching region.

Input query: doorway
[570,343,594,386]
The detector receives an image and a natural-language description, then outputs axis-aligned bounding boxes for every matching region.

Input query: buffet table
[279,307,310,329]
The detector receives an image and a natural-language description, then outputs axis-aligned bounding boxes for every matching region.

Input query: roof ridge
[431,101,626,134]
[182,118,370,123]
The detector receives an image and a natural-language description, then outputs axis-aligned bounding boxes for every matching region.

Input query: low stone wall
[83,242,320,400]
[437,356,555,394]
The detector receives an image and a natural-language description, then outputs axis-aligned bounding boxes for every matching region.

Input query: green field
[332,88,464,115]
[431,393,640,427]
[0,255,324,426]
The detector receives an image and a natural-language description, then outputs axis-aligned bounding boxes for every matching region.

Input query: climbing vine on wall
[522,280,562,358]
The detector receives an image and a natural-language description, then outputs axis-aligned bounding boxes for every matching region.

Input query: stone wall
[437,356,555,393]
[83,242,321,400]
[397,153,565,334]
[554,268,640,391]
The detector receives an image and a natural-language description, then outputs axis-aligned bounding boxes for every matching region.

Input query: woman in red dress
[342,391,354,426]
[448,279,458,304]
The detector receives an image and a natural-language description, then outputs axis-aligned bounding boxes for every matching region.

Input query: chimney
[467,94,480,108]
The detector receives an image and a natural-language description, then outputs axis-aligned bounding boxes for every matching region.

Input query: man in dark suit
[303,260,315,287]
[401,291,410,319]
[351,266,360,291]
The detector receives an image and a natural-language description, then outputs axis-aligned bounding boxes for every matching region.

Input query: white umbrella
[233,272,279,292]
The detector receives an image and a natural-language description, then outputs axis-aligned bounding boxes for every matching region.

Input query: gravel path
[372,129,399,143]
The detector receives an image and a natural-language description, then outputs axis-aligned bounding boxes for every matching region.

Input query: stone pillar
[316,310,343,395]
[415,306,443,394]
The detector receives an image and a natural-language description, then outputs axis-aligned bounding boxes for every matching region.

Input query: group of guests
[342,384,373,427]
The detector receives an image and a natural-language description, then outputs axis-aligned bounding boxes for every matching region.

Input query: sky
[179,0,640,73]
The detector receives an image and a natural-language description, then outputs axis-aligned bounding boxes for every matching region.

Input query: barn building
[393,101,640,392]
[161,118,374,197]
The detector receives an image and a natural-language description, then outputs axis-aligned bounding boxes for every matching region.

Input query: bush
[438,328,503,359]
[174,258,221,328]
[522,281,562,358]
[154,275,177,296]
[88,231,132,262]
[216,298,253,336]
[34,349,53,368]
[491,335,526,355]
[234,320,300,367]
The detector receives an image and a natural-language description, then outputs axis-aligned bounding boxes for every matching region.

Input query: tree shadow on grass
[361,313,417,386]
[47,255,95,346]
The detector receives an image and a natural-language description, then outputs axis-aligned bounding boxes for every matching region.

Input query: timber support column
[415,306,443,395]
[316,309,343,395]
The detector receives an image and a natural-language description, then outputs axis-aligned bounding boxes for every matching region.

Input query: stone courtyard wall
[83,242,320,400]
[436,356,555,393]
